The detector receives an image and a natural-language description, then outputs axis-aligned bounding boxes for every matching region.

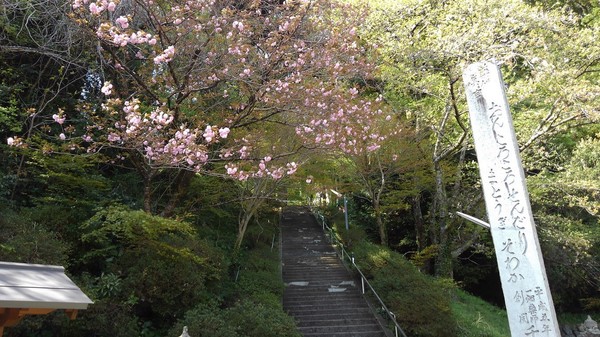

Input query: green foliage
[168,302,241,337]
[581,298,600,311]
[5,300,141,337]
[170,243,300,337]
[354,0,600,276]
[410,244,439,269]
[80,205,226,327]
[235,245,285,299]
[536,213,600,309]
[352,241,458,337]
[222,299,300,337]
[451,290,510,337]
[241,205,282,251]
[183,175,240,226]
[527,137,600,310]
[0,207,69,265]
[0,96,22,134]
[7,152,112,245]
[169,299,301,337]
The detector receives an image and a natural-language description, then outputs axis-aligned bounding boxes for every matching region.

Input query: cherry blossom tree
[8,0,391,215]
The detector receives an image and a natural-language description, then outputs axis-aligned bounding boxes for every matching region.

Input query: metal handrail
[312,209,408,337]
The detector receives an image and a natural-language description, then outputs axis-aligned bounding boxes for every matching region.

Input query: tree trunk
[374,200,387,246]
[433,159,453,278]
[412,193,427,251]
[143,172,154,213]
[161,170,194,218]
[234,188,265,251]
[235,210,254,251]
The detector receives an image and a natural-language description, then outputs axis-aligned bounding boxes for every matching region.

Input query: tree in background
[356,0,600,278]
[1,0,92,206]
[5,0,389,217]
[340,117,429,246]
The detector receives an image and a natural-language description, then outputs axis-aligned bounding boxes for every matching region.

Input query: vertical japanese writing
[514,287,553,336]
[486,99,531,292]
[464,61,559,337]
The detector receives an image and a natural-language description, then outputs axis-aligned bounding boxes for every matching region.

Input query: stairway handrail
[311,208,408,337]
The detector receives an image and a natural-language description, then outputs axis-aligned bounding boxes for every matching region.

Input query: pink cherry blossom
[52,114,66,125]
[153,46,175,64]
[367,144,381,152]
[107,133,121,142]
[225,165,236,175]
[89,3,101,15]
[286,162,298,175]
[101,81,113,95]
[58,0,390,182]
[203,125,215,142]
[218,127,230,138]
[115,16,129,29]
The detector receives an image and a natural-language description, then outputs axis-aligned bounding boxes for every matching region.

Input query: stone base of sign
[561,316,600,337]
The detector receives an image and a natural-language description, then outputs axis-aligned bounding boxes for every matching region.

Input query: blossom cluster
[224,159,298,182]
[99,94,233,171]
[59,0,390,180]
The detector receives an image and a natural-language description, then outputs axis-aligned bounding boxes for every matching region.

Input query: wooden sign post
[463,61,560,337]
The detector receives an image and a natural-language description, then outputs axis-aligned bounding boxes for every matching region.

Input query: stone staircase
[281,207,388,337]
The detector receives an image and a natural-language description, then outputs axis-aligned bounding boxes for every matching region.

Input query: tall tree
[359,0,600,276]
[8,0,389,215]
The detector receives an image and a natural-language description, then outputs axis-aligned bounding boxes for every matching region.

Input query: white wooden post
[463,61,560,337]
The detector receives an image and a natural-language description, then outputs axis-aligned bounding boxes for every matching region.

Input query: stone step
[283,270,350,275]
[284,291,363,300]
[300,331,387,337]
[297,323,384,334]
[286,303,369,312]
[285,281,357,287]
[284,292,364,303]
[284,276,356,281]
[284,298,365,307]
[296,317,379,327]
[283,268,345,273]
[285,302,368,312]
[288,311,374,321]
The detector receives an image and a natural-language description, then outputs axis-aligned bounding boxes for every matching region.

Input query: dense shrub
[223,299,300,337]
[353,241,458,337]
[170,242,300,337]
[235,244,284,297]
[169,298,300,337]
[0,207,69,265]
[79,205,226,330]
[168,302,241,337]
[5,301,140,337]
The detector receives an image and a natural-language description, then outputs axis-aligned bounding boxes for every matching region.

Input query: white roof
[0,261,93,309]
